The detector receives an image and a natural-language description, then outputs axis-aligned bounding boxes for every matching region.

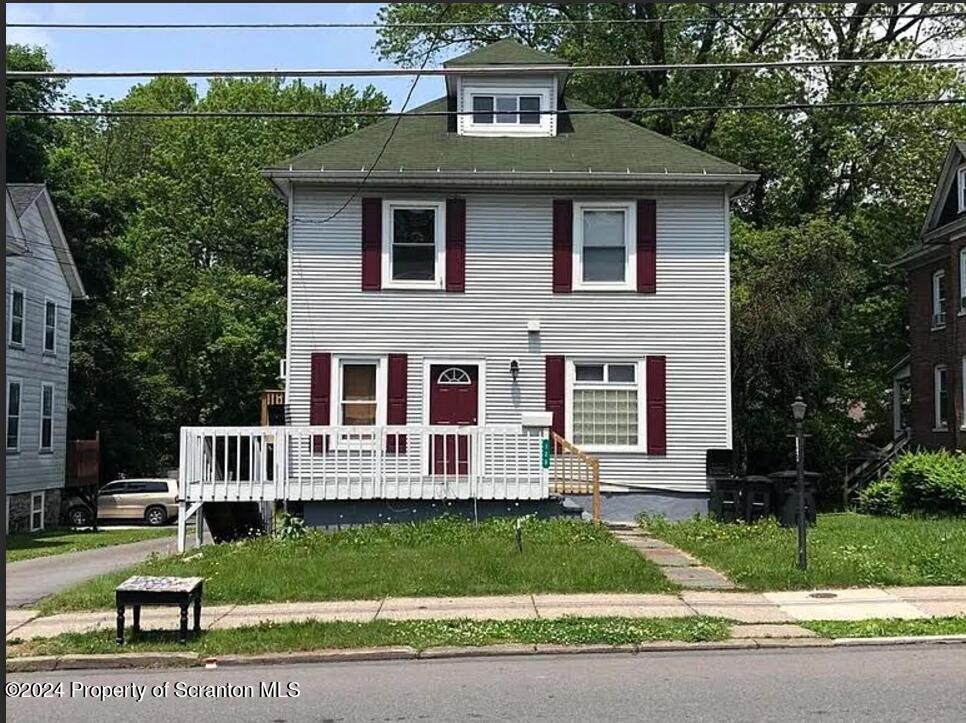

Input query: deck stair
[843,429,911,507]
[549,432,601,523]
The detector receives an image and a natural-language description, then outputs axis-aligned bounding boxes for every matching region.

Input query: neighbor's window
[340,363,378,426]
[960,248,966,313]
[934,365,949,430]
[30,491,45,531]
[571,361,641,449]
[40,382,54,452]
[6,379,22,452]
[574,203,635,290]
[958,166,966,213]
[44,300,57,353]
[384,202,444,288]
[9,287,24,346]
[932,270,947,329]
[471,94,541,125]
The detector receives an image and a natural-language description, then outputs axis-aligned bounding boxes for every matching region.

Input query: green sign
[541,439,551,469]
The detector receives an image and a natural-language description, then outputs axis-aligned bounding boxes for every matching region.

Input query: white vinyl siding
[288,187,730,493]
[5,197,73,496]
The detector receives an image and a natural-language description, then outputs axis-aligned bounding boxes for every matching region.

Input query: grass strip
[803,616,966,639]
[7,616,730,658]
[6,528,174,563]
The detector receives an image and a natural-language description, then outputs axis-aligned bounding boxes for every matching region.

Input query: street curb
[6,635,966,673]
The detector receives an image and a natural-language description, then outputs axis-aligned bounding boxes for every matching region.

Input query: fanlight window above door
[437,367,472,385]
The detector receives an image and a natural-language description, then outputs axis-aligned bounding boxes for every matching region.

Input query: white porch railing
[179,425,550,503]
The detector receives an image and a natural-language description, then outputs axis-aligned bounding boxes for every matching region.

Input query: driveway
[5,532,195,608]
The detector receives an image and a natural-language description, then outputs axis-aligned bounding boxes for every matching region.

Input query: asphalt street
[6,644,966,722]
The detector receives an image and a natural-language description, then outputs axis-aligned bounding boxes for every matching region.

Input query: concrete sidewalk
[7,586,965,641]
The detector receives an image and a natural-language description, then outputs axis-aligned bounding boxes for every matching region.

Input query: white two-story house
[6,184,86,532]
[176,40,757,541]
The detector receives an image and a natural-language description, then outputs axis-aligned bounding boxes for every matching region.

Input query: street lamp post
[791,395,808,570]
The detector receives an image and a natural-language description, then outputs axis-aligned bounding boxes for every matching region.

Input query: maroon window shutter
[545,355,566,440]
[637,199,656,293]
[387,354,408,453]
[361,198,382,291]
[446,198,466,292]
[552,200,573,293]
[646,356,667,455]
[310,352,331,453]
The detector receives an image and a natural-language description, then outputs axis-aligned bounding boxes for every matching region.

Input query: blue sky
[6,3,445,109]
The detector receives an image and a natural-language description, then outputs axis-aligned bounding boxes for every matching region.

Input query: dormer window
[458,80,556,137]
[958,166,966,213]
[472,94,542,125]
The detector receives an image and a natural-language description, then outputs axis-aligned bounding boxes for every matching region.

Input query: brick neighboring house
[895,141,966,451]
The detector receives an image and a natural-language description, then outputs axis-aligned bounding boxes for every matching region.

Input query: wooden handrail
[550,431,601,524]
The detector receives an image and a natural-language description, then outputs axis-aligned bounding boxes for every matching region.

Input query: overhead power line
[8,56,966,80]
[9,12,966,29]
[9,98,965,121]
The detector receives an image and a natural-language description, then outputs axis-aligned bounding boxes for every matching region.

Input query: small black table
[115,576,204,645]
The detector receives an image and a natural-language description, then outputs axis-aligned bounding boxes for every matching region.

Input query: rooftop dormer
[443,39,571,138]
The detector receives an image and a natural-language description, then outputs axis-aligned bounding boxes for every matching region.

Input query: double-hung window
[383,201,445,289]
[44,299,57,353]
[471,94,542,125]
[934,365,949,430]
[569,361,643,451]
[959,248,966,315]
[932,270,946,329]
[9,287,24,347]
[958,166,966,213]
[40,382,54,452]
[6,379,22,452]
[573,202,636,290]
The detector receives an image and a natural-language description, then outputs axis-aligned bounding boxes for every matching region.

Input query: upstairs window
[960,248,966,314]
[958,166,966,213]
[934,365,949,430]
[932,269,946,329]
[9,287,24,347]
[382,201,445,289]
[471,94,542,125]
[6,379,21,452]
[573,202,636,291]
[44,299,57,353]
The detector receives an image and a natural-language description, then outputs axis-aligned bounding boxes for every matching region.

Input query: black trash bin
[769,471,819,527]
[709,477,744,522]
[743,476,773,522]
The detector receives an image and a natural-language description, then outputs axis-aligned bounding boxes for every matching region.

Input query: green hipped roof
[444,38,569,67]
[271,97,750,176]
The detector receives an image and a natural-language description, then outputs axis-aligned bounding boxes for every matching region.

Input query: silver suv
[67,479,178,527]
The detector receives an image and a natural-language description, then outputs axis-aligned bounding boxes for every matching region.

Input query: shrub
[858,479,902,517]
[887,450,966,516]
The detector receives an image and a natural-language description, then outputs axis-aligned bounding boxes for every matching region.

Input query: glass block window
[572,363,639,447]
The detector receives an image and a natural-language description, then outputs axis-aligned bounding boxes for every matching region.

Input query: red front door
[429,365,478,475]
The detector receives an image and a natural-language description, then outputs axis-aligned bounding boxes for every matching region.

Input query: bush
[886,451,966,516]
[858,479,902,517]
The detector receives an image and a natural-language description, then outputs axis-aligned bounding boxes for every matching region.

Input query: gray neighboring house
[5,184,86,533]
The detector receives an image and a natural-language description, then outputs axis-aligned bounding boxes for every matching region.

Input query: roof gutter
[261,169,759,196]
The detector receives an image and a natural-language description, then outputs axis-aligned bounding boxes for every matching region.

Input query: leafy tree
[5,44,64,181]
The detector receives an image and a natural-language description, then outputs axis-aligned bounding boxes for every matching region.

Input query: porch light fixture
[509,359,520,381]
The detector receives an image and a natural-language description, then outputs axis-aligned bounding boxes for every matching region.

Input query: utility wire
[9,98,966,121]
[9,12,966,29]
[9,56,966,80]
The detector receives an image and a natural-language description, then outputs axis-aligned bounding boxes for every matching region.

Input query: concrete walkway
[7,586,965,641]
[5,533,198,609]
[610,525,738,590]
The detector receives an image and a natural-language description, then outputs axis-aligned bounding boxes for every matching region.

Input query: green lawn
[6,527,175,563]
[803,617,966,639]
[643,513,966,591]
[7,616,728,658]
[38,517,672,613]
